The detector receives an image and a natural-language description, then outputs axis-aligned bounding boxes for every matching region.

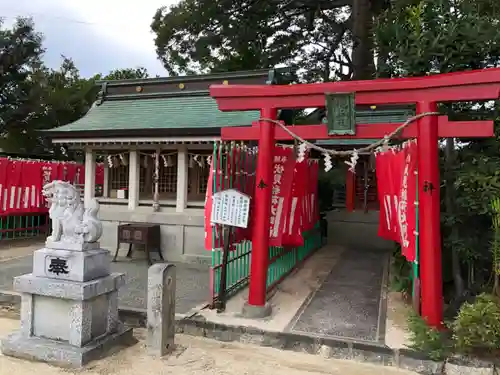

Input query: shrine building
[44,68,403,264]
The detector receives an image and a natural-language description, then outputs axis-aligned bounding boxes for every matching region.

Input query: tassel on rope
[166,155,173,167]
[193,154,203,168]
[345,150,359,173]
[297,142,308,163]
[324,152,333,172]
[119,153,128,166]
[382,135,390,151]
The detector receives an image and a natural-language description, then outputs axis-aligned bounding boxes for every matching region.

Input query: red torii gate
[210,68,500,327]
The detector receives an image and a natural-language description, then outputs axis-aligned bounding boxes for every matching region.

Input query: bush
[407,311,449,360]
[451,293,500,354]
[391,244,412,296]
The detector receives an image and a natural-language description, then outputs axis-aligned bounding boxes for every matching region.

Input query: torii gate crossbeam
[209,68,500,327]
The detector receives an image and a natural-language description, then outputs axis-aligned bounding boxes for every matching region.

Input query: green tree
[95,67,150,80]
[374,0,500,306]
[0,17,155,156]
[151,0,388,81]
[29,57,96,157]
[0,17,44,150]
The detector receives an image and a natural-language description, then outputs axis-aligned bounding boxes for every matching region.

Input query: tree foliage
[151,0,388,81]
[0,18,44,149]
[95,67,150,80]
[375,0,500,77]
[374,0,500,301]
[0,17,151,156]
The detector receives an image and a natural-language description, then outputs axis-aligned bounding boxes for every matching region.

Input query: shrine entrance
[209,68,500,328]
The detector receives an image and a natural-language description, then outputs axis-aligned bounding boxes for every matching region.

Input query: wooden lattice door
[354,157,379,211]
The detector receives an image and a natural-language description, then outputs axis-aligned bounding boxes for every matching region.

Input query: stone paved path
[289,247,388,342]
[0,255,210,314]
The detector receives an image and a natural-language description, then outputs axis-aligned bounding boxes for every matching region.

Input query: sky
[1,0,178,77]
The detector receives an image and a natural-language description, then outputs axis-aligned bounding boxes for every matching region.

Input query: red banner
[377,150,399,241]
[309,160,320,230]
[21,162,41,213]
[0,159,105,216]
[95,164,104,185]
[398,141,417,262]
[282,159,308,247]
[204,157,215,251]
[204,146,258,251]
[0,158,8,215]
[269,146,295,247]
[6,161,23,215]
[376,141,417,261]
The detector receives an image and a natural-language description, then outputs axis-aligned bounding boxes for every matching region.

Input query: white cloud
[65,1,173,58]
[1,0,179,77]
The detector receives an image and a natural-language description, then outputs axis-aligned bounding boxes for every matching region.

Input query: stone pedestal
[1,244,133,368]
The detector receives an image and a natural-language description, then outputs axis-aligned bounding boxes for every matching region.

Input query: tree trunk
[351,0,376,80]
[445,137,465,299]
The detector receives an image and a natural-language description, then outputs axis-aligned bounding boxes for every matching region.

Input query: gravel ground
[0,315,417,375]
[0,243,210,313]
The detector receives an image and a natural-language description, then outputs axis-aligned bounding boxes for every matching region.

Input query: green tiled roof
[51,95,259,133]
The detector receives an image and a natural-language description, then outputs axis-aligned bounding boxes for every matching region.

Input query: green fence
[266,224,322,290]
[208,140,323,306]
[0,214,49,241]
[210,223,322,305]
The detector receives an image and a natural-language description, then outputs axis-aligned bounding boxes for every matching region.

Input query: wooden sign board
[211,189,251,228]
[325,92,356,135]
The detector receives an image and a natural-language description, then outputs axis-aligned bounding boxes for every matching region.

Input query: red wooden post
[245,108,277,317]
[417,101,443,328]
[346,168,355,212]
[211,68,498,325]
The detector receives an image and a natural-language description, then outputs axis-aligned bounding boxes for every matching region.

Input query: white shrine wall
[74,142,214,265]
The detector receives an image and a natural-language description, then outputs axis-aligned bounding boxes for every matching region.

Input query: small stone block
[1,324,134,368]
[147,263,176,357]
[13,273,125,301]
[398,349,444,375]
[33,248,110,282]
[27,292,114,346]
[445,355,495,375]
[242,302,272,319]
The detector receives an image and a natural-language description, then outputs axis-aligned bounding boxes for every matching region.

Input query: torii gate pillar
[210,67,500,328]
[243,108,277,318]
[417,101,443,326]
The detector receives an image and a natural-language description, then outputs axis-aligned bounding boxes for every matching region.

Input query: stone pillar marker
[147,263,176,357]
[1,180,133,368]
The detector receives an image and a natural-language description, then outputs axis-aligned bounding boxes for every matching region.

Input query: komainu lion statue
[42,180,103,245]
